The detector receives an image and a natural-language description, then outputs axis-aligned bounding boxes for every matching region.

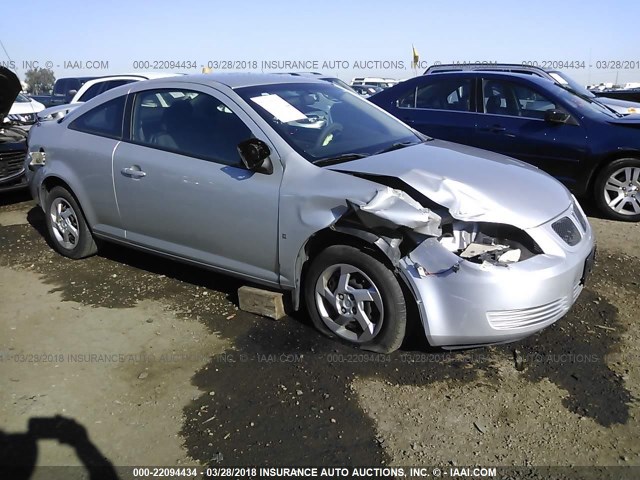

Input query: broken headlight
[438,222,542,265]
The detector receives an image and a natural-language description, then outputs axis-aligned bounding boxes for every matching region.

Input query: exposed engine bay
[438,221,542,266]
[335,186,542,270]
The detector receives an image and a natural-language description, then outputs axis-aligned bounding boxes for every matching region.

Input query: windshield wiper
[312,153,370,167]
[375,140,422,155]
[562,85,623,116]
[312,139,428,167]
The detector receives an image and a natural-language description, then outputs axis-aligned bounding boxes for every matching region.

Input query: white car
[350,77,399,89]
[38,73,179,121]
[5,93,45,128]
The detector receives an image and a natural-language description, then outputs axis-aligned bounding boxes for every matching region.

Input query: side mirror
[545,109,571,124]
[65,90,77,103]
[237,138,273,174]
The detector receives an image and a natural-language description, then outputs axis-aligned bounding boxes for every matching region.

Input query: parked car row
[19,71,596,354]
[37,73,181,121]
[30,76,101,108]
[351,77,399,89]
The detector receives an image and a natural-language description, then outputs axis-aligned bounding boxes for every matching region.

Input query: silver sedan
[26,73,595,352]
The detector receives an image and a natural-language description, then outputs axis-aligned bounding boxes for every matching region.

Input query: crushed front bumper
[399,207,595,348]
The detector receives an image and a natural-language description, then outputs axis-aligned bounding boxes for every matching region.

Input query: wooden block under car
[238,286,287,320]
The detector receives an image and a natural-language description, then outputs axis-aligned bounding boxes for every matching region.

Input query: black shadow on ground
[0,415,119,480]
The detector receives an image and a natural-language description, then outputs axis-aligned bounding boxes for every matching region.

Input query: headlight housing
[551,216,581,246]
[8,113,37,124]
[571,196,589,232]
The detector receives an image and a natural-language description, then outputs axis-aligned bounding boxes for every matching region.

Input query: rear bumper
[400,208,595,348]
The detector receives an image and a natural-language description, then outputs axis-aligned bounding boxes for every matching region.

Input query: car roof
[140,72,327,89]
[276,72,324,77]
[57,76,101,81]
[424,63,552,77]
[414,70,556,87]
[81,73,179,85]
[273,72,338,81]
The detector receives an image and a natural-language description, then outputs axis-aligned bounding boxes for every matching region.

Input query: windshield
[324,77,357,93]
[548,71,595,98]
[15,94,31,103]
[236,82,421,164]
[549,82,619,118]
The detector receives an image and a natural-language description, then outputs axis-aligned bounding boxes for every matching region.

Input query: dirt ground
[0,190,638,479]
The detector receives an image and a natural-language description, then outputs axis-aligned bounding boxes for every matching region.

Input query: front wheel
[304,245,407,353]
[594,158,640,221]
[44,186,98,259]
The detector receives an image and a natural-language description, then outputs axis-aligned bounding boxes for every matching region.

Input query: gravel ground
[0,191,638,479]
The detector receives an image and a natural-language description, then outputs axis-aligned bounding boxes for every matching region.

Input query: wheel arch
[40,175,95,232]
[291,226,413,312]
[586,149,640,196]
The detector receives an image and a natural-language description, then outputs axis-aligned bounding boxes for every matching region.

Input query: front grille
[487,297,569,330]
[552,216,581,246]
[0,150,26,181]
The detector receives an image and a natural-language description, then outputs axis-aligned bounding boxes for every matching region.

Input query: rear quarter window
[68,95,126,139]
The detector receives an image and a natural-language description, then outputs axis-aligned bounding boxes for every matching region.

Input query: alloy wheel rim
[314,263,384,343]
[604,166,640,216]
[49,198,80,249]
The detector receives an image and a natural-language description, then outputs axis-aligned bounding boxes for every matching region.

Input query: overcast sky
[2,0,639,86]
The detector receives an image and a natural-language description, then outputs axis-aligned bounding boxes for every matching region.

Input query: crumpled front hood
[331,140,572,229]
[0,67,21,119]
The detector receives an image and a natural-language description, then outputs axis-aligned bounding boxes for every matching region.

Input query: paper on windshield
[250,94,307,123]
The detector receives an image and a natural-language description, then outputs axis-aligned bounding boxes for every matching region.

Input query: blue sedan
[370,71,640,221]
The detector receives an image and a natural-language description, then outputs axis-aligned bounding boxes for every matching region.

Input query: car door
[382,75,477,145]
[112,85,282,285]
[474,77,589,187]
[64,94,127,239]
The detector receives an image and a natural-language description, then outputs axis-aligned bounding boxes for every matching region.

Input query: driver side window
[130,89,253,167]
[482,79,566,119]
[396,79,472,112]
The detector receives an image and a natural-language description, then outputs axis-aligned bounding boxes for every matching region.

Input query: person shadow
[0,415,119,480]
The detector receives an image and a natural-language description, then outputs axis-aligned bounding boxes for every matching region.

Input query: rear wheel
[594,158,640,221]
[304,245,406,353]
[44,186,98,259]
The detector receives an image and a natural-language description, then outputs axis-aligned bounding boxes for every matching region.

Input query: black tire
[304,245,406,353]
[44,186,98,259]
[594,158,640,222]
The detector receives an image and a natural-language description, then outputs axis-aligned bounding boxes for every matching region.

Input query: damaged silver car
[26,74,596,352]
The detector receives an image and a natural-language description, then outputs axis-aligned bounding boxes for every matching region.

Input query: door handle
[478,125,507,134]
[402,117,416,124]
[121,167,146,179]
